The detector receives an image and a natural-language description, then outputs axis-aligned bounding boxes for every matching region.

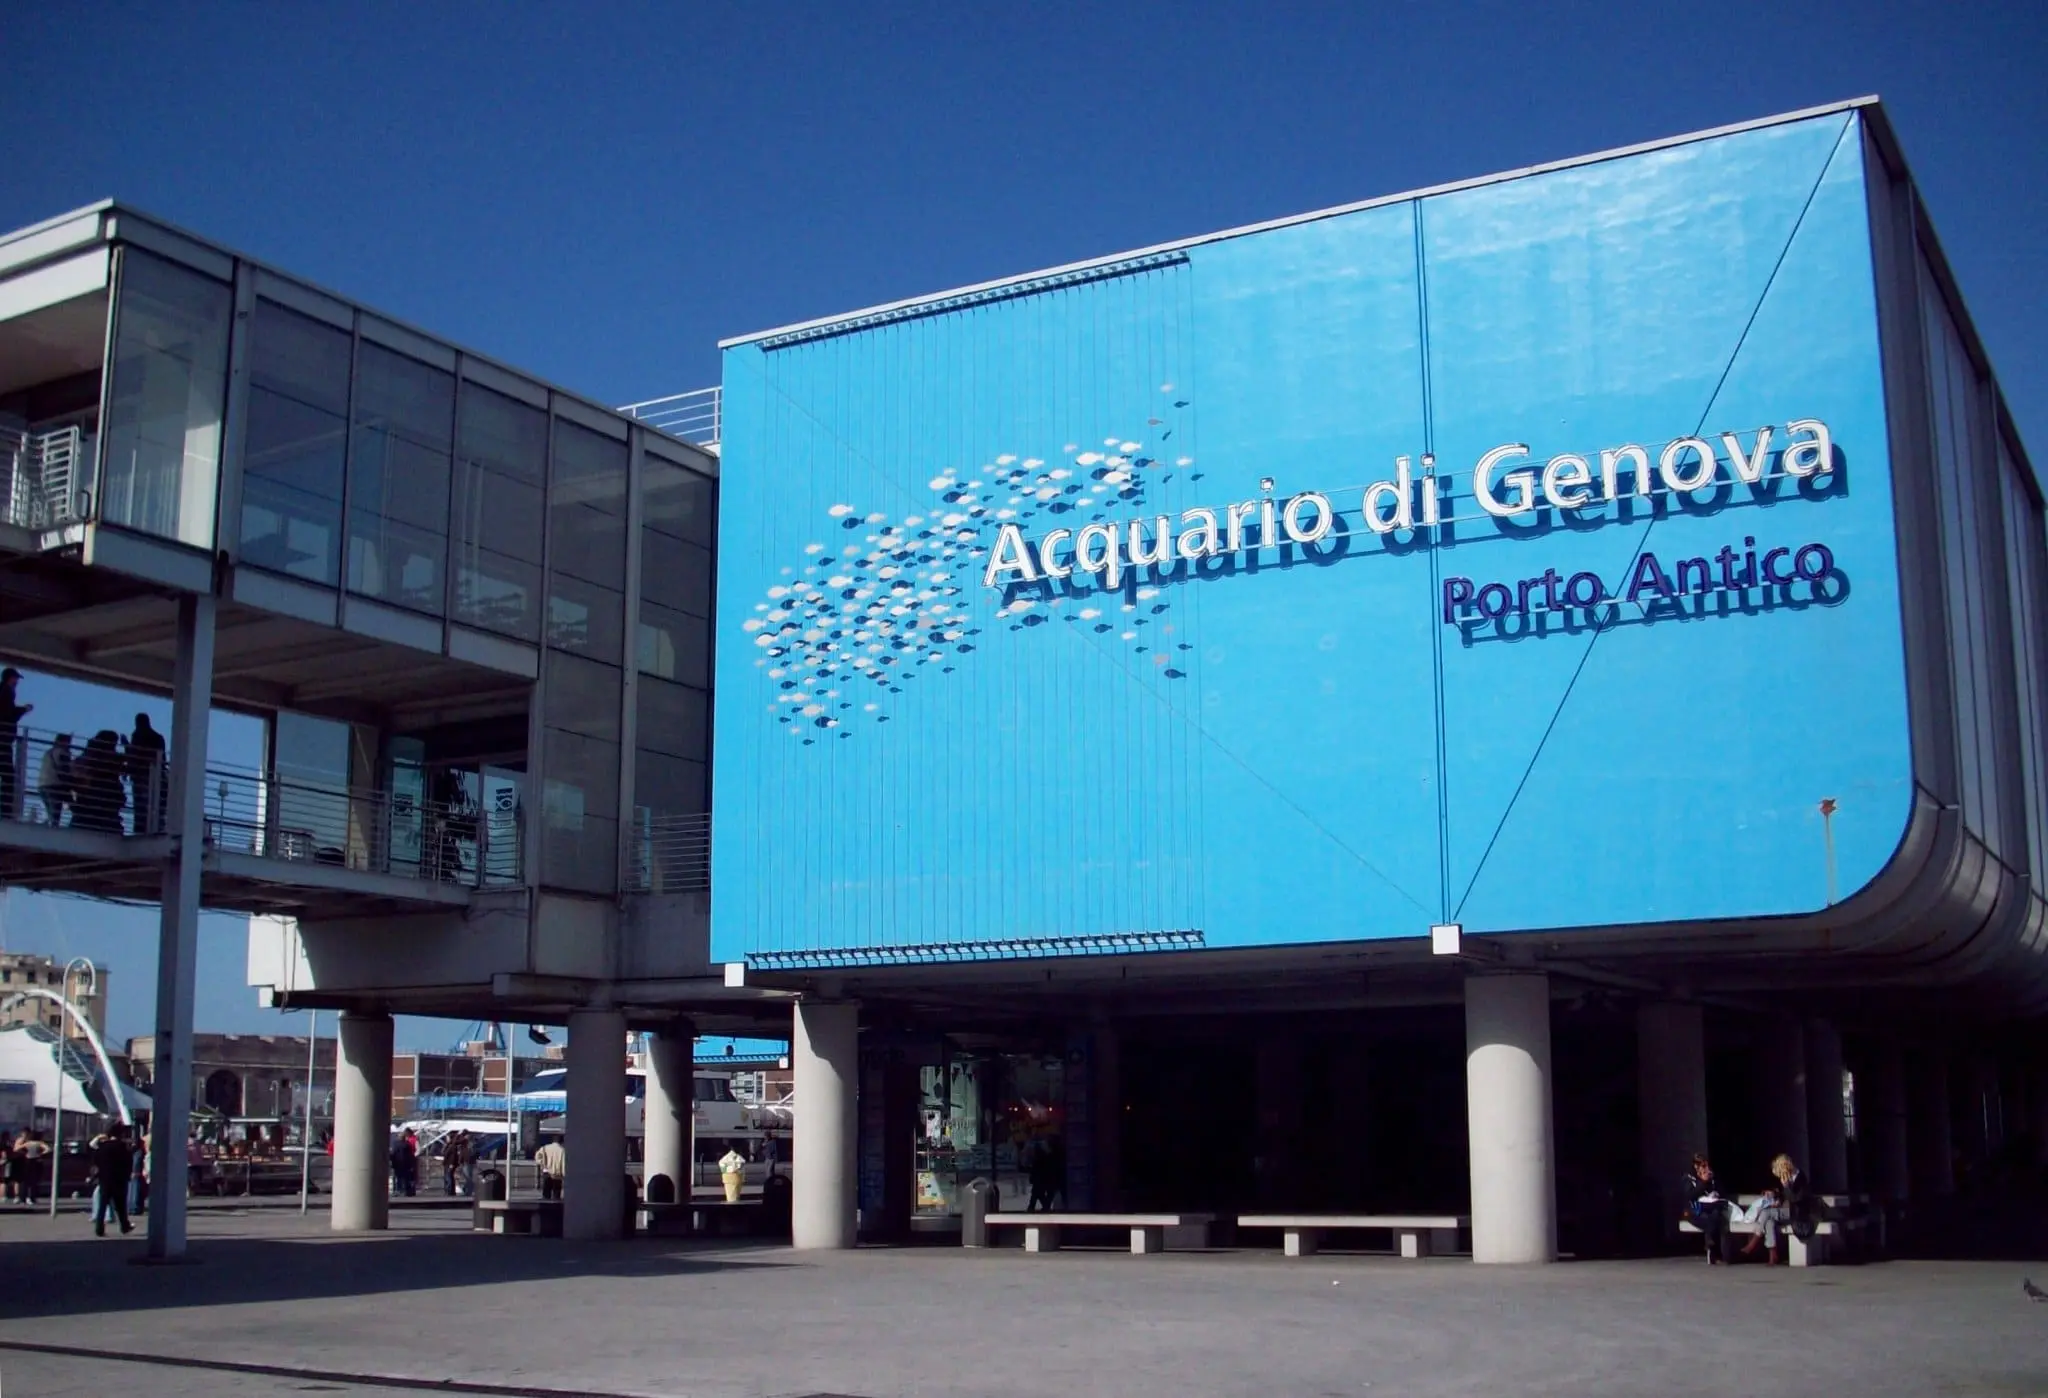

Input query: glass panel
[635,750,705,815]
[643,458,714,547]
[348,344,452,614]
[354,343,453,449]
[452,458,543,562]
[546,573,624,660]
[2000,445,2048,887]
[637,676,707,760]
[1923,270,1995,850]
[552,419,627,515]
[453,545,542,641]
[250,300,349,415]
[273,711,351,853]
[543,727,618,894]
[641,532,713,618]
[240,387,345,583]
[637,601,708,687]
[543,810,618,894]
[458,383,546,483]
[346,509,446,614]
[350,428,450,532]
[544,728,619,813]
[100,250,231,548]
[550,500,627,590]
[543,650,621,743]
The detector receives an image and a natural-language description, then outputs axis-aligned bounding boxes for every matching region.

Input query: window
[100,250,232,549]
[1921,264,2005,857]
[452,383,547,640]
[547,420,625,662]
[541,649,621,893]
[348,343,453,614]
[637,601,708,688]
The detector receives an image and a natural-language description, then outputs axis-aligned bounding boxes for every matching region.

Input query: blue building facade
[713,102,2047,1009]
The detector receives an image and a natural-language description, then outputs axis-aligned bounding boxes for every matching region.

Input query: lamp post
[49,957,97,1220]
[299,1009,318,1215]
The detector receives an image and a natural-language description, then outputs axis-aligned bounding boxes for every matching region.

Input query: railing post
[475,797,489,888]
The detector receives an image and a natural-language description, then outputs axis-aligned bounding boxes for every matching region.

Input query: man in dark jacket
[91,1125,134,1236]
[126,714,168,835]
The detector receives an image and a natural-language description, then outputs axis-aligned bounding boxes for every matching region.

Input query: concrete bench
[1679,1215,1863,1266]
[474,1198,563,1237]
[639,1200,758,1237]
[983,1212,1214,1254]
[1238,1214,1470,1259]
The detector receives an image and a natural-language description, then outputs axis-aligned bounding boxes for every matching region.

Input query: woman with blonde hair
[1741,1153,1812,1264]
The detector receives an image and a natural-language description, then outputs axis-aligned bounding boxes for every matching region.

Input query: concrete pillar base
[642,1021,695,1206]
[1465,972,1556,1264]
[564,1009,627,1241]
[333,1011,394,1232]
[793,1000,858,1250]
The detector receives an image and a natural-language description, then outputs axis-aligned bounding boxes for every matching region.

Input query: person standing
[73,731,127,834]
[535,1139,566,1201]
[126,714,167,835]
[390,1130,419,1198]
[128,1132,149,1217]
[17,1132,49,1207]
[37,732,74,827]
[441,1133,464,1197]
[0,667,31,821]
[90,1125,134,1236]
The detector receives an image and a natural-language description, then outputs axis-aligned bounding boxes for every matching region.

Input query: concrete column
[1804,1021,1848,1193]
[2033,1061,2048,1167]
[792,999,858,1250]
[1255,1035,1305,1207]
[1465,973,1555,1264]
[145,593,216,1261]
[641,1020,695,1205]
[1755,1017,1811,1167]
[1907,1047,1954,1195]
[1863,1038,1911,1202]
[564,1009,628,1240]
[1636,1001,1708,1230]
[332,1010,394,1231]
[1091,1019,1122,1212]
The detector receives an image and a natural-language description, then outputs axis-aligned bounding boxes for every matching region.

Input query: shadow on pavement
[0,1224,790,1321]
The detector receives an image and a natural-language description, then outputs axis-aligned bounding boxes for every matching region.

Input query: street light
[49,957,97,1221]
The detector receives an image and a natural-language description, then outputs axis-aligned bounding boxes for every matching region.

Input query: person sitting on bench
[1684,1154,1734,1264]
[1740,1154,1812,1265]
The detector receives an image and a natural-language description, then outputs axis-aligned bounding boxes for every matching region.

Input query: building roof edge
[718,97,1882,349]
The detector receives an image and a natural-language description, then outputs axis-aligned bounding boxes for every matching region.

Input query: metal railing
[2,725,521,889]
[1,425,94,532]
[618,386,720,448]
[628,809,710,893]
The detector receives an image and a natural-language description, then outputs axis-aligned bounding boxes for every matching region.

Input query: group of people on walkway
[1684,1151,1816,1264]
[0,1130,53,1205]
[0,667,172,833]
[0,1124,149,1234]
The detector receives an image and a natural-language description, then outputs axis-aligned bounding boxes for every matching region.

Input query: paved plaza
[0,1206,2042,1397]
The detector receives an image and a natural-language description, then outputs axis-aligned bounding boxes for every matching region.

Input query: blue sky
[3,2,2043,1045]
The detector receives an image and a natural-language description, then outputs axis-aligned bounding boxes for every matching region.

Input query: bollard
[961,1175,994,1247]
